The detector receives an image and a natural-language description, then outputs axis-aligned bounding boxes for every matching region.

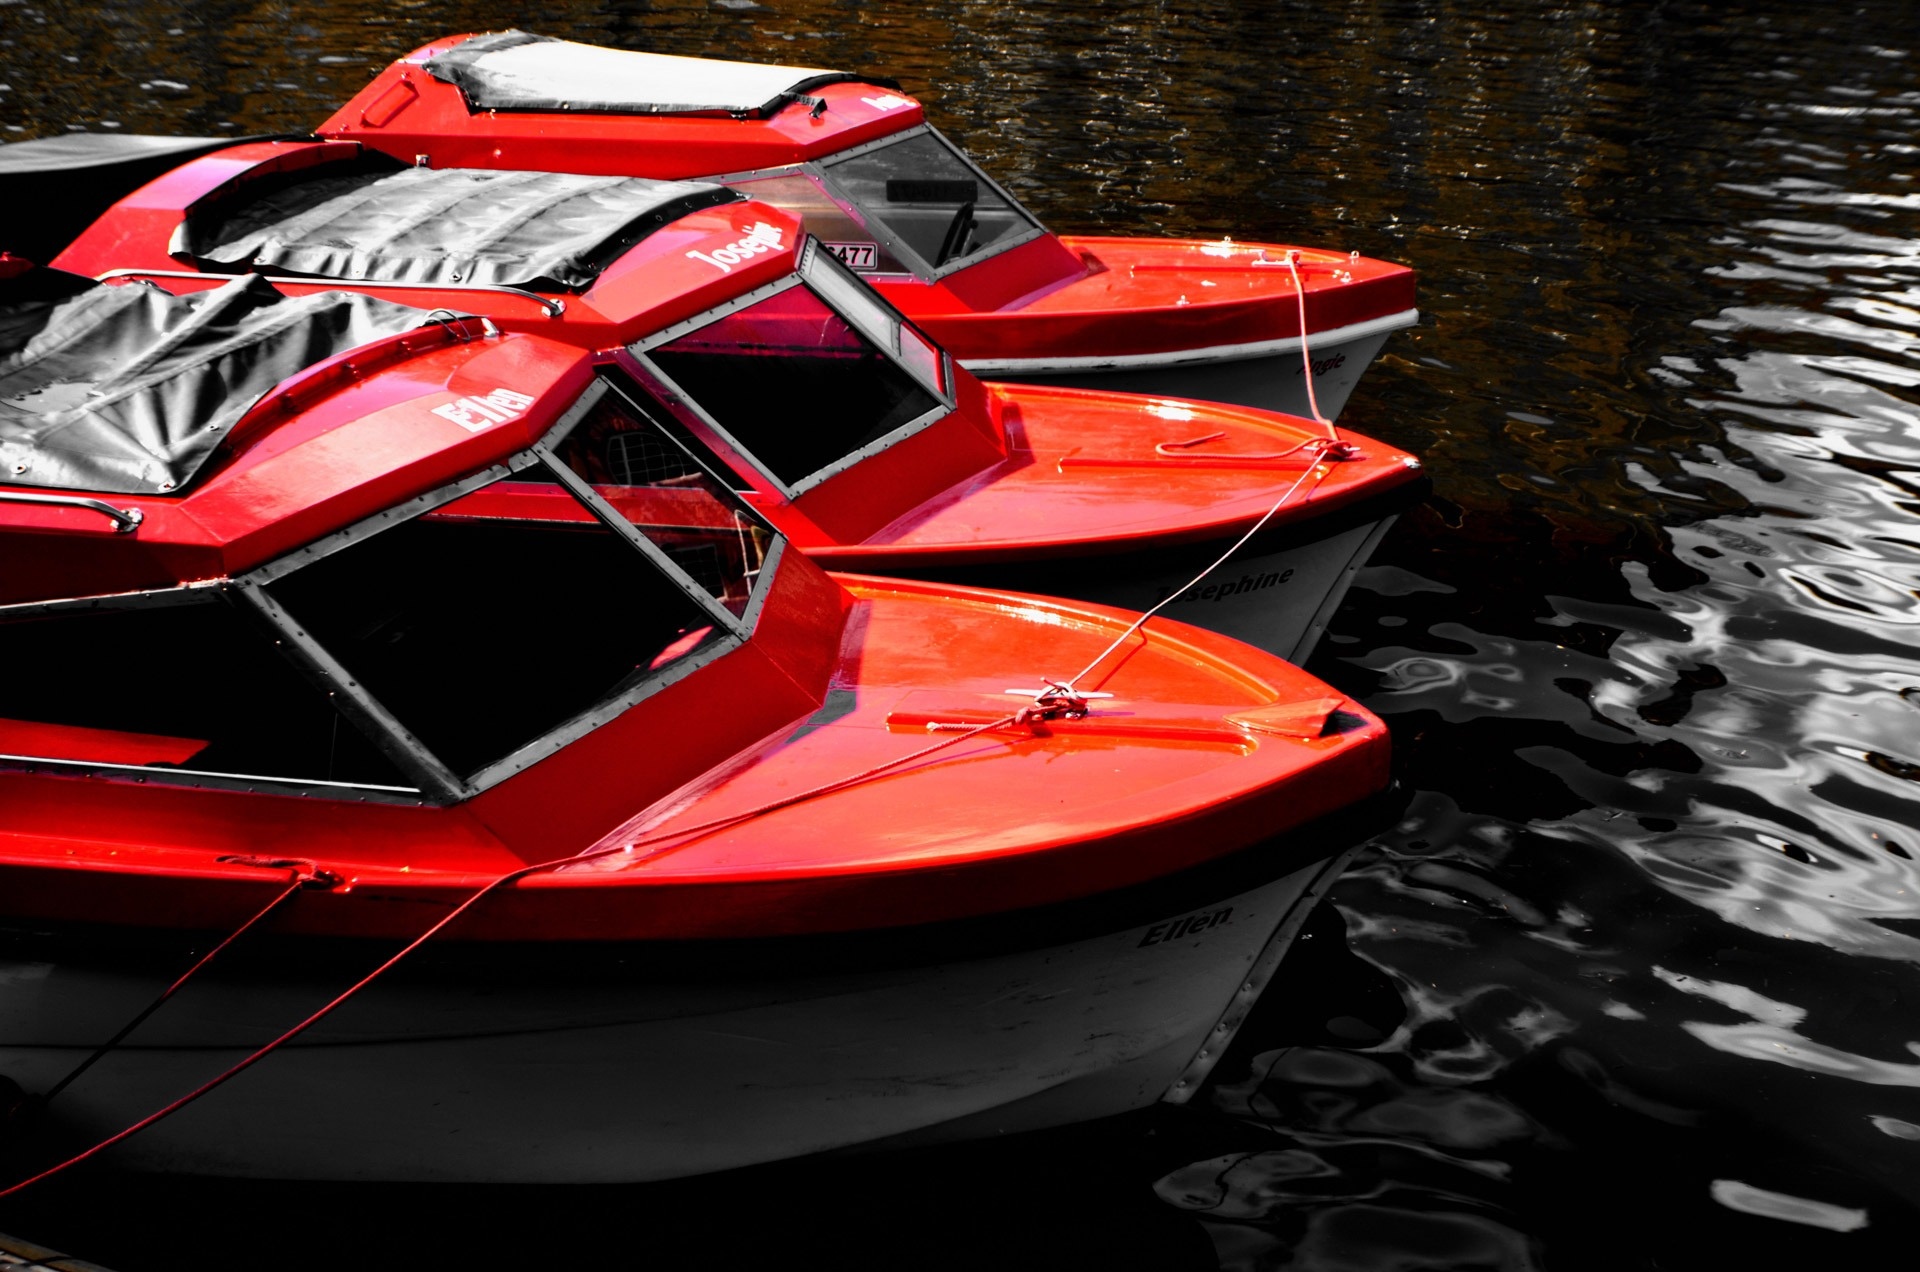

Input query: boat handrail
[0,490,144,533]
[93,268,567,318]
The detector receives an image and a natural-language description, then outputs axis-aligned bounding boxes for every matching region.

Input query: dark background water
[5,0,1920,1267]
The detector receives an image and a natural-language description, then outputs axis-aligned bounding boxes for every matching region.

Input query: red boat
[0,259,1394,1182]
[315,32,1420,420]
[48,142,1425,664]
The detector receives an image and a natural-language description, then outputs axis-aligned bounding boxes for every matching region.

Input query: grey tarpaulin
[179,165,741,290]
[423,31,885,118]
[0,133,269,265]
[0,271,428,495]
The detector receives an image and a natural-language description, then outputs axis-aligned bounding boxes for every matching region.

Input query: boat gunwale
[961,308,1423,374]
[0,782,1404,982]
[820,461,1430,572]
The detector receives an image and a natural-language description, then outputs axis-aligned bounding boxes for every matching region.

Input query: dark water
[6,0,1920,1267]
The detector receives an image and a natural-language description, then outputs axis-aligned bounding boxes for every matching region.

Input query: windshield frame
[0,417,786,805]
[0,582,431,804]
[717,124,1048,282]
[626,238,956,498]
[243,427,782,799]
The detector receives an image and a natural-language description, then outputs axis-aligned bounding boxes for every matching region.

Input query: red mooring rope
[38,865,333,1108]
[0,709,1039,1198]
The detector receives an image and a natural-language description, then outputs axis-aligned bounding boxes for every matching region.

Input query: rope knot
[215,855,343,889]
[1015,680,1093,724]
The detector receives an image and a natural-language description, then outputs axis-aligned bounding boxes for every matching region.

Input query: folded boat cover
[0,271,425,495]
[180,165,740,290]
[425,31,874,118]
[0,133,267,264]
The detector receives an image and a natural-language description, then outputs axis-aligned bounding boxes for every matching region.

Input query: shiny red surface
[817,383,1419,569]
[0,573,1388,940]
[44,143,1423,582]
[0,326,589,605]
[7,142,1401,943]
[909,236,1417,360]
[316,34,1416,361]
[0,718,205,767]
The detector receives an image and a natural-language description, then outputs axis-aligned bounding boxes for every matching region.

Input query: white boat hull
[0,842,1359,1183]
[1071,515,1398,665]
[964,309,1417,420]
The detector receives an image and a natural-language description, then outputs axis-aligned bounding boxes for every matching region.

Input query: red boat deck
[0,262,1390,944]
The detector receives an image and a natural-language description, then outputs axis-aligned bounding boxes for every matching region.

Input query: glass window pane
[802,243,900,353]
[819,133,1038,269]
[726,171,909,274]
[547,384,774,616]
[0,598,411,788]
[264,469,727,778]
[800,239,949,397]
[898,324,945,395]
[644,285,943,489]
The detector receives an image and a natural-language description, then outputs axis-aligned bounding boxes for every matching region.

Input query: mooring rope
[0,701,1067,1199]
[1043,455,1338,706]
[37,862,339,1109]
[1282,249,1336,436]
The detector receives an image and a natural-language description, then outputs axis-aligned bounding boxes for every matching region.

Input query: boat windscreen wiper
[934,200,977,268]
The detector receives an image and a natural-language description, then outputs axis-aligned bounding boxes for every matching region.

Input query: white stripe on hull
[0,854,1343,1183]
[1073,516,1397,664]
[963,309,1417,420]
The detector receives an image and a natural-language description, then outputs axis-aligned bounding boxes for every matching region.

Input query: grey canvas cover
[0,270,426,495]
[424,31,879,118]
[179,164,739,290]
[0,132,271,264]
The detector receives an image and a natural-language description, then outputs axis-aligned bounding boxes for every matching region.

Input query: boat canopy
[424,31,881,118]
[0,132,260,264]
[176,163,740,290]
[0,269,425,495]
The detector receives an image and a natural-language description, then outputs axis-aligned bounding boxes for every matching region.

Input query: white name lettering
[432,387,536,432]
[685,221,787,273]
[862,94,912,113]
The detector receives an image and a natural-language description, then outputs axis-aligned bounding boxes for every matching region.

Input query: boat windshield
[0,448,779,799]
[813,129,1042,274]
[260,454,766,784]
[633,239,951,494]
[725,127,1043,278]
[544,379,773,607]
[0,590,416,792]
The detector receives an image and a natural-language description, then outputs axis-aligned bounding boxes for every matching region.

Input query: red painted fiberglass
[48,141,1425,665]
[314,35,1419,391]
